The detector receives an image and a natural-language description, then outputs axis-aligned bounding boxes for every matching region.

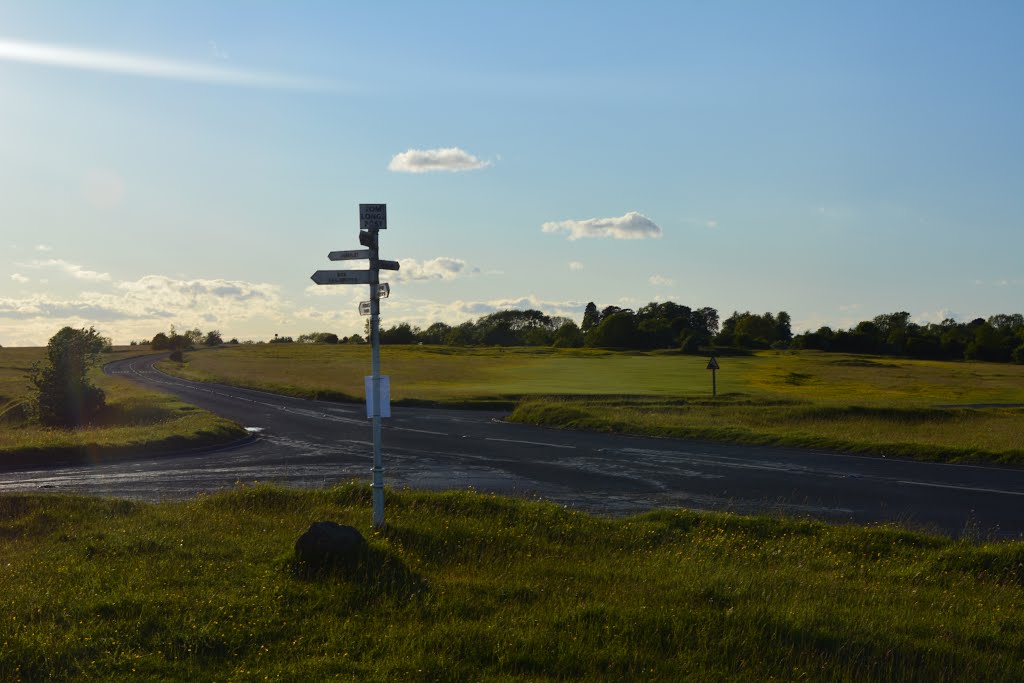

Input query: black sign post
[706,356,720,398]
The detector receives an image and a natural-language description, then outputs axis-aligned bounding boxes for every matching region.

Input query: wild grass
[160,345,1024,464]
[0,347,245,466]
[0,484,1021,681]
[510,397,1024,464]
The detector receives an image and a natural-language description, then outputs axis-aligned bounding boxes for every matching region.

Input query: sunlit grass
[159,345,1024,463]
[0,484,1021,681]
[0,347,245,464]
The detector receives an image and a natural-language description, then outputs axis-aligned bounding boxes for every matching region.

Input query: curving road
[1,354,1023,538]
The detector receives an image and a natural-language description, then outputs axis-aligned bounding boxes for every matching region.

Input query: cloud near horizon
[388,147,491,173]
[0,274,288,346]
[21,258,112,282]
[542,211,663,241]
[389,257,478,282]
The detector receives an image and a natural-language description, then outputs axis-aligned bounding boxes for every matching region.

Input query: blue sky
[1,1,1022,345]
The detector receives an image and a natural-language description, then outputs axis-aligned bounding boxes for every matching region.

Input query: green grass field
[0,347,245,466]
[159,344,1024,464]
[1,484,1021,681]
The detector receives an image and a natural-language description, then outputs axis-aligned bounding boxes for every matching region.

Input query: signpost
[310,203,398,528]
[329,249,371,261]
[359,203,387,231]
[310,270,373,285]
[706,356,720,398]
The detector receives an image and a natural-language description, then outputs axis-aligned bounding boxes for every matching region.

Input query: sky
[1,1,1022,346]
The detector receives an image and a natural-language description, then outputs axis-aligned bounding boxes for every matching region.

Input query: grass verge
[509,396,1024,465]
[1,484,1022,681]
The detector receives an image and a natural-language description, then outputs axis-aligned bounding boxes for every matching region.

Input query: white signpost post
[310,203,397,528]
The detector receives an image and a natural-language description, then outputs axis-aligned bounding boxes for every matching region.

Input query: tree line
[792,312,1024,363]
[136,304,1024,365]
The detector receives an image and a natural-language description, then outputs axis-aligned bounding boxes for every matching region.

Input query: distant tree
[775,311,793,343]
[988,314,1024,333]
[581,302,600,333]
[552,320,583,348]
[691,307,720,338]
[444,322,475,346]
[227,338,239,344]
[151,332,171,350]
[184,328,204,347]
[585,311,638,348]
[347,334,365,344]
[600,305,624,320]
[297,332,339,344]
[1013,343,1024,365]
[418,322,452,345]
[471,309,553,346]
[965,323,1011,362]
[380,323,417,345]
[269,335,294,344]
[28,327,109,427]
[203,330,224,346]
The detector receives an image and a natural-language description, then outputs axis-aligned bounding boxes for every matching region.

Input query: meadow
[160,344,1024,464]
[0,347,245,466]
[1,484,1021,681]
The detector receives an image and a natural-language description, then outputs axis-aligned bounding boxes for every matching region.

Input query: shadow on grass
[289,542,428,602]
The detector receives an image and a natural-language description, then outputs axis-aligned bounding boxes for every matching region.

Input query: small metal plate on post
[378,283,390,298]
[359,301,371,316]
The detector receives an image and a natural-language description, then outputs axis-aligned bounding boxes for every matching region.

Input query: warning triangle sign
[706,356,720,370]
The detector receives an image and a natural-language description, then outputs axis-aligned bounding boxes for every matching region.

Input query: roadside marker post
[310,203,397,528]
[706,356,720,398]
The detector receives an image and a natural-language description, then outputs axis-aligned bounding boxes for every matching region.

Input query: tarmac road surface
[1,354,1022,538]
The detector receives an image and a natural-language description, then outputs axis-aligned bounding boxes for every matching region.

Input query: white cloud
[386,295,584,327]
[648,274,673,286]
[35,244,52,252]
[22,258,112,282]
[542,211,663,241]
[568,261,584,271]
[10,273,29,283]
[387,257,479,282]
[0,274,290,346]
[706,219,718,229]
[0,37,333,91]
[913,309,962,325]
[388,147,491,173]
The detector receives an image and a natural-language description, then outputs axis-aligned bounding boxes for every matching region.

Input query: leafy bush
[28,327,109,427]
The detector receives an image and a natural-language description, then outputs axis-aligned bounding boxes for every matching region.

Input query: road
[1,354,1023,538]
